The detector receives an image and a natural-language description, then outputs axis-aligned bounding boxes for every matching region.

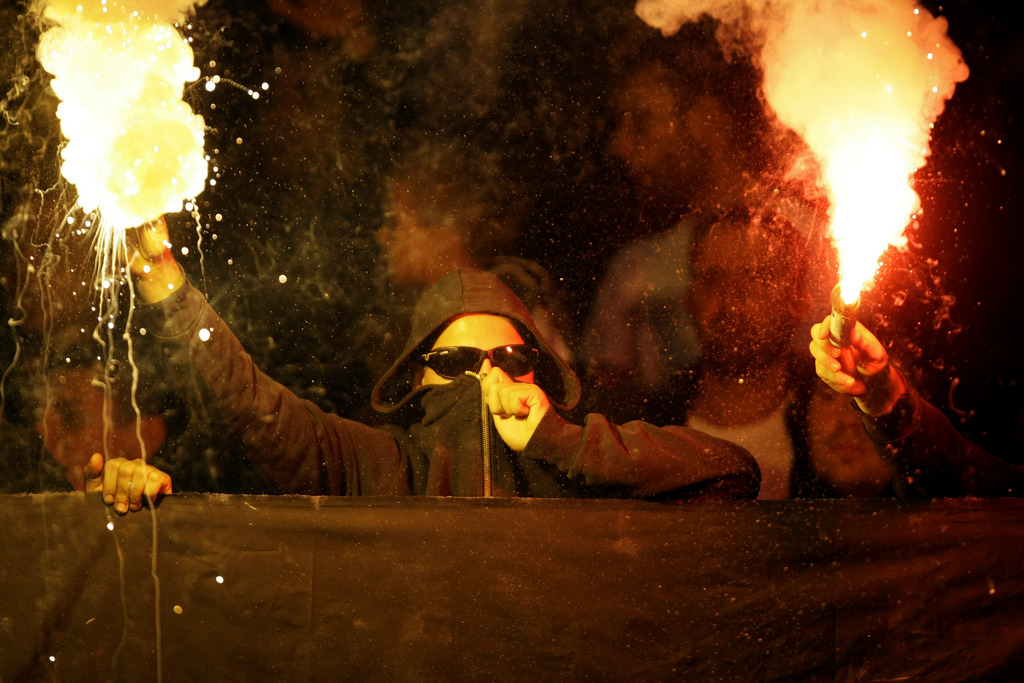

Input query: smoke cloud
[635,0,969,295]
[34,0,208,230]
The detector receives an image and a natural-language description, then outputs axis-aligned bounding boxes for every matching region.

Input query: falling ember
[636,0,969,302]
[34,0,208,233]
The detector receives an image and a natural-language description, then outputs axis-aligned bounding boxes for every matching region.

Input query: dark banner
[1,494,1023,681]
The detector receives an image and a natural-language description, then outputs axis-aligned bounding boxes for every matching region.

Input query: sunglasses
[419,345,540,380]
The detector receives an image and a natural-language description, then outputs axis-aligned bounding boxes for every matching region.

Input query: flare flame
[35,0,208,232]
[635,0,969,302]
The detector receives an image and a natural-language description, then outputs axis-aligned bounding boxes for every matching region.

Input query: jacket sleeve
[521,410,761,500]
[140,281,408,496]
[860,383,1024,499]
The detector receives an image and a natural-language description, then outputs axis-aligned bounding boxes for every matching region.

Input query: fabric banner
[1,494,1022,681]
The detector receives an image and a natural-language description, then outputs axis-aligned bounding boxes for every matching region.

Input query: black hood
[371,268,581,412]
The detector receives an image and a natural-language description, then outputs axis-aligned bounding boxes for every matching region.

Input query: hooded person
[128,217,760,499]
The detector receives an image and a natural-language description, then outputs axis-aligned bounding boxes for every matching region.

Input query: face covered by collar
[371,268,581,413]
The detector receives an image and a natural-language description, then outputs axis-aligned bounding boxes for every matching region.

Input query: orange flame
[826,130,919,304]
[635,0,969,303]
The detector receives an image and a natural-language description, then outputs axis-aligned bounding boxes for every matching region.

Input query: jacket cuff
[136,278,203,339]
[522,409,579,467]
[857,380,923,442]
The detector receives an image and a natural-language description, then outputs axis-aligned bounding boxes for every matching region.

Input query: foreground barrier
[1,494,1022,681]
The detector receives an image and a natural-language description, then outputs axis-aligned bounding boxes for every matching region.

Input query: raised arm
[126,217,408,496]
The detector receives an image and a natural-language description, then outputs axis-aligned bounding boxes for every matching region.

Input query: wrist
[855,365,906,417]
[858,380,919,442]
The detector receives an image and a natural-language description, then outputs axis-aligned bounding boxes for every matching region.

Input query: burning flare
[635,0,969,302]
[35,0,208,231]
[29,0,210,456]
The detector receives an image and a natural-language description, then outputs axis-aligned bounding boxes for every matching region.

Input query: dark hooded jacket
[142,268,760,499]
[860,378,1024,498]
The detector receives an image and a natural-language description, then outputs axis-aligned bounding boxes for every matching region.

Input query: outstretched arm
[128,218,407,496]
[809,316,1024,498]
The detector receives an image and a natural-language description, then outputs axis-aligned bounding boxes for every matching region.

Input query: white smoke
[35,0,209,230]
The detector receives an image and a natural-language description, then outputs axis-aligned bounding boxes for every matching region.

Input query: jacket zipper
[465,371,492,497]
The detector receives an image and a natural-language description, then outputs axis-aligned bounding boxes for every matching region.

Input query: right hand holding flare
[128,215,184,303]
[809,315,905,417]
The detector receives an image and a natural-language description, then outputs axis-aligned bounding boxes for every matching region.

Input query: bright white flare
[825,132,919,302]
[635,0,969,301]
[35,0,208,230]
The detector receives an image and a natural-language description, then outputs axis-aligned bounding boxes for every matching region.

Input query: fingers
[101,458,172,514]
[810,315,895,408]
[812,315,887,365]
[480,367,548,418]
[809,316,862,396]
[131,216,172,263]
[810,315,831,342]
[809,316,842,371]
[478,368,551,452]
[809,336,841,370]
[143,467,174,500]
[128,218,185,302]
[814,356,861,394]
[849,321,888,366]
[83,453,105,493]
[491,383,540,418]
[479,366,513,411]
